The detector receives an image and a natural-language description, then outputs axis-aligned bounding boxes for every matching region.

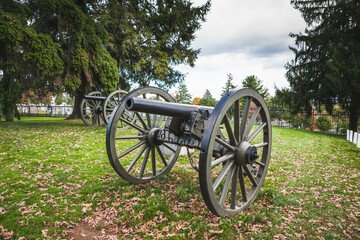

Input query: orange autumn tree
[192,97,201,105]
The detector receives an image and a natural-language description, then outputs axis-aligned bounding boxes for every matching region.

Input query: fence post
[347,130,349,140]
[349,130,353,142]
[357,134,360,148]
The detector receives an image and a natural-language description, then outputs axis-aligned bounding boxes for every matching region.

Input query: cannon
[80,90,132,128]
[106,87,272,216]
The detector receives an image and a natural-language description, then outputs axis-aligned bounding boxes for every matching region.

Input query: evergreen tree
[0,1,63,121]
[221,73,237,97]
[176,83,192,104]
[241,75,270,100]
[100,0,211,89]
[28,0,119,119]
[199,89,217,107]
[286,0,360,131]
[0,0,211,120]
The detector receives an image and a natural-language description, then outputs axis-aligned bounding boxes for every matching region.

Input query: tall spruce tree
[0,1,63,121]
[199,89,217,107]
[286,0,360,131]
[241,75,270,100]
[176,83,192,104]
[221,73,237,97]
[28,0,120,119]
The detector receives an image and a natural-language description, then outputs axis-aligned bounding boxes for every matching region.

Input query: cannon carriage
[106,86,272,217]
[80,90,131,127]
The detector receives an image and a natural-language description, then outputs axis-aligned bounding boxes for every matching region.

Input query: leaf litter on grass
[0,120,359,239]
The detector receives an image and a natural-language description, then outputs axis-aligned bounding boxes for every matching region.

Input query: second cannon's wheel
[103,89,129,126]
[80,91,106,127]
[106,87,181,184]
[199,88,272,217]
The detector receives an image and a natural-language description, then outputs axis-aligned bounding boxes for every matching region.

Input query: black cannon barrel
[84,95,106,101]
[125,97,213,118]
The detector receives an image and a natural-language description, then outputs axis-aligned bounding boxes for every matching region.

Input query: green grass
[0,118,359,239]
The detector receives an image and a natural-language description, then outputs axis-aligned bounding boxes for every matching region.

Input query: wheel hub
[146,128,160,147]
[95,106,102,114]
[235,142,259,166]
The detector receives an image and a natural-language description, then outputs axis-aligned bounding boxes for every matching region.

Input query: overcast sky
[173,0,307,99]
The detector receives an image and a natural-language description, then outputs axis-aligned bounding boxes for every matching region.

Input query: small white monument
[353,132,358,145]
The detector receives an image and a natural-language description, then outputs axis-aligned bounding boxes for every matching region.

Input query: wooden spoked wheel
[106,87,181,184]
[103,90,128,125]
[199,88,272,216]
[80,91,106,127]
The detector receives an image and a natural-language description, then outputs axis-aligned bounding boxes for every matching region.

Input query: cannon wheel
[199,88,272,217]
[80,91,106,127]
[103,89,130,127]
[106,87,181,184]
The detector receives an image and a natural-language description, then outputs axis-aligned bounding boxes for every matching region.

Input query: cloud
[173,0,306,99]
[192,0,305,58]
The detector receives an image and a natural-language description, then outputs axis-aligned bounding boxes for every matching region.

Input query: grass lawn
[0,117,359,239]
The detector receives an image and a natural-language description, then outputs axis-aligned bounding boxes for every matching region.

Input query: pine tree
[221,73,237,97]
[176,83,192,104]
[0,1,63,121]
[199,89,217,107]
[241,75,270,100]
[287,0,360,131]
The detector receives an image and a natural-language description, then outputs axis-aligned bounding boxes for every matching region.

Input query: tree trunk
[68,92,84,119]
[349,98,359,132]
[5,110,14,122]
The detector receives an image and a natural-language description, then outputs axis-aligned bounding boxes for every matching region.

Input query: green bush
[336,118,348,132]
[316,116,333,131]
[290,114,311,129]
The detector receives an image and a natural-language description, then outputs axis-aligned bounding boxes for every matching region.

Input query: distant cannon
[106,86,272,217]
[80,90,133,128]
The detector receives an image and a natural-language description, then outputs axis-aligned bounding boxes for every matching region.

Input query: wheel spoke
[162,143,176,153]
[83,111,92,119]
[247,122,267,142]
[115,135,145,140]
[142,94,152,128]
[151,148,156,176]
[234,100,240,142]
[155,115,165,128]
[254,142,268,148]
[215,137,236,152]
[254,160,265,167]
[243,165,258,187]
[211,153,235,168]
[135,112,149,130]
[146,113,152,128]
[88,100,97,109]
[240,97,250,140]
[238,166,248,202]
[126,144,147,172]
[156,146,168,166]
[223,115,237,145]
[117,140,145,159]
[243,106,261,140]
[230,166,239,209]
[213,160,234,192]
[119,116,146,133]
[139,148,150,178]
[220,165,235,206]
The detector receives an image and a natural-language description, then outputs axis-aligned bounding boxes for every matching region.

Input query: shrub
[315,116,333,131]
[290,114,311,129]
[336,118,348,132]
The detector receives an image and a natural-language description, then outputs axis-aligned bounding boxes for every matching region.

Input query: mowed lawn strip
[0,118,359,239]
